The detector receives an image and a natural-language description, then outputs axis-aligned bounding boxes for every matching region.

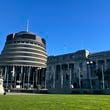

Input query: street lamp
[87,61,93,89]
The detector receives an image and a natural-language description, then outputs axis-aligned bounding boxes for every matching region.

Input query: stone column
[68,64,72,88]
[104,59,107,70]
[11,66,16,88]
[41,68,44,88]
[6,66,9,88]
[37,68,40,85]
[23,67,25,88]
[20,66,23,88]
[44,68,47,89]
[36,68,38,88]
[96,60,98,70]
[52,65,56,88]
[12,66,15,77]
[28,67,31,88]
[61,64,63,88]
[4,66,7,81]
[12,66,15,88]
[78,66,81,88]
[33,68,35,88]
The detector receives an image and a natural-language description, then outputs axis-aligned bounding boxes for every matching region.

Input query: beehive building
[0,31,47,89]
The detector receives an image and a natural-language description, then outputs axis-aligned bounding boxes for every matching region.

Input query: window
[21,41,24,43]
[66,74,69,80]
[17,41,20,43]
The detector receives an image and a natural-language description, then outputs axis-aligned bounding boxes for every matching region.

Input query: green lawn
[0,94,110,110]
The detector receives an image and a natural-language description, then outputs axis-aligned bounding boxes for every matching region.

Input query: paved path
[3,92,44,95]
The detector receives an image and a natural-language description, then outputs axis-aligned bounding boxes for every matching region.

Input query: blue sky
[0,0,110,55]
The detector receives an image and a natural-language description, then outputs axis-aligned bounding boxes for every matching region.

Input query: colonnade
[47,63,75,89]
[0,66,46,89]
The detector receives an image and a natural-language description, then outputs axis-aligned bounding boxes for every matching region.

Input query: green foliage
[0,94,110,110]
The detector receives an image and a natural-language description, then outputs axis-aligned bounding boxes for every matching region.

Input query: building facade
[0,31,47,89]
[46,50,110,92]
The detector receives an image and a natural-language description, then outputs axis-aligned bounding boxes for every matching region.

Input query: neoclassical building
[0,31,47,89]
[46,50,110,92]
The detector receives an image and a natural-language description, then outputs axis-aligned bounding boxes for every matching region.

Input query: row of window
[4,44,46,52]
[1,53,47,59]
[2,49,47,56]
[0,57,46,62]
[0,62,46,67]
[6,40,45,48]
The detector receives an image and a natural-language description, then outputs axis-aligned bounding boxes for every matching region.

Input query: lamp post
[87,61,93,89]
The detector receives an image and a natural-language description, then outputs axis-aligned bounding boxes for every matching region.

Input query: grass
[0,94,110,110]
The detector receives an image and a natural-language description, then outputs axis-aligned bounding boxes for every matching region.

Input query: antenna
[26,20,29,32]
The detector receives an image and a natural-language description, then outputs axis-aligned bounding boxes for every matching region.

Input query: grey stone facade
[46,50,110,92]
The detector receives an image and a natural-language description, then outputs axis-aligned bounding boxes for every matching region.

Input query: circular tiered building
[0,31,47,89]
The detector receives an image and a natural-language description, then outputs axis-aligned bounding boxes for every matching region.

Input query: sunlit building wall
[0,31,47,89]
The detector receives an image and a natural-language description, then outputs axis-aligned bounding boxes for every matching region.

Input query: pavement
[1,92,44,95]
